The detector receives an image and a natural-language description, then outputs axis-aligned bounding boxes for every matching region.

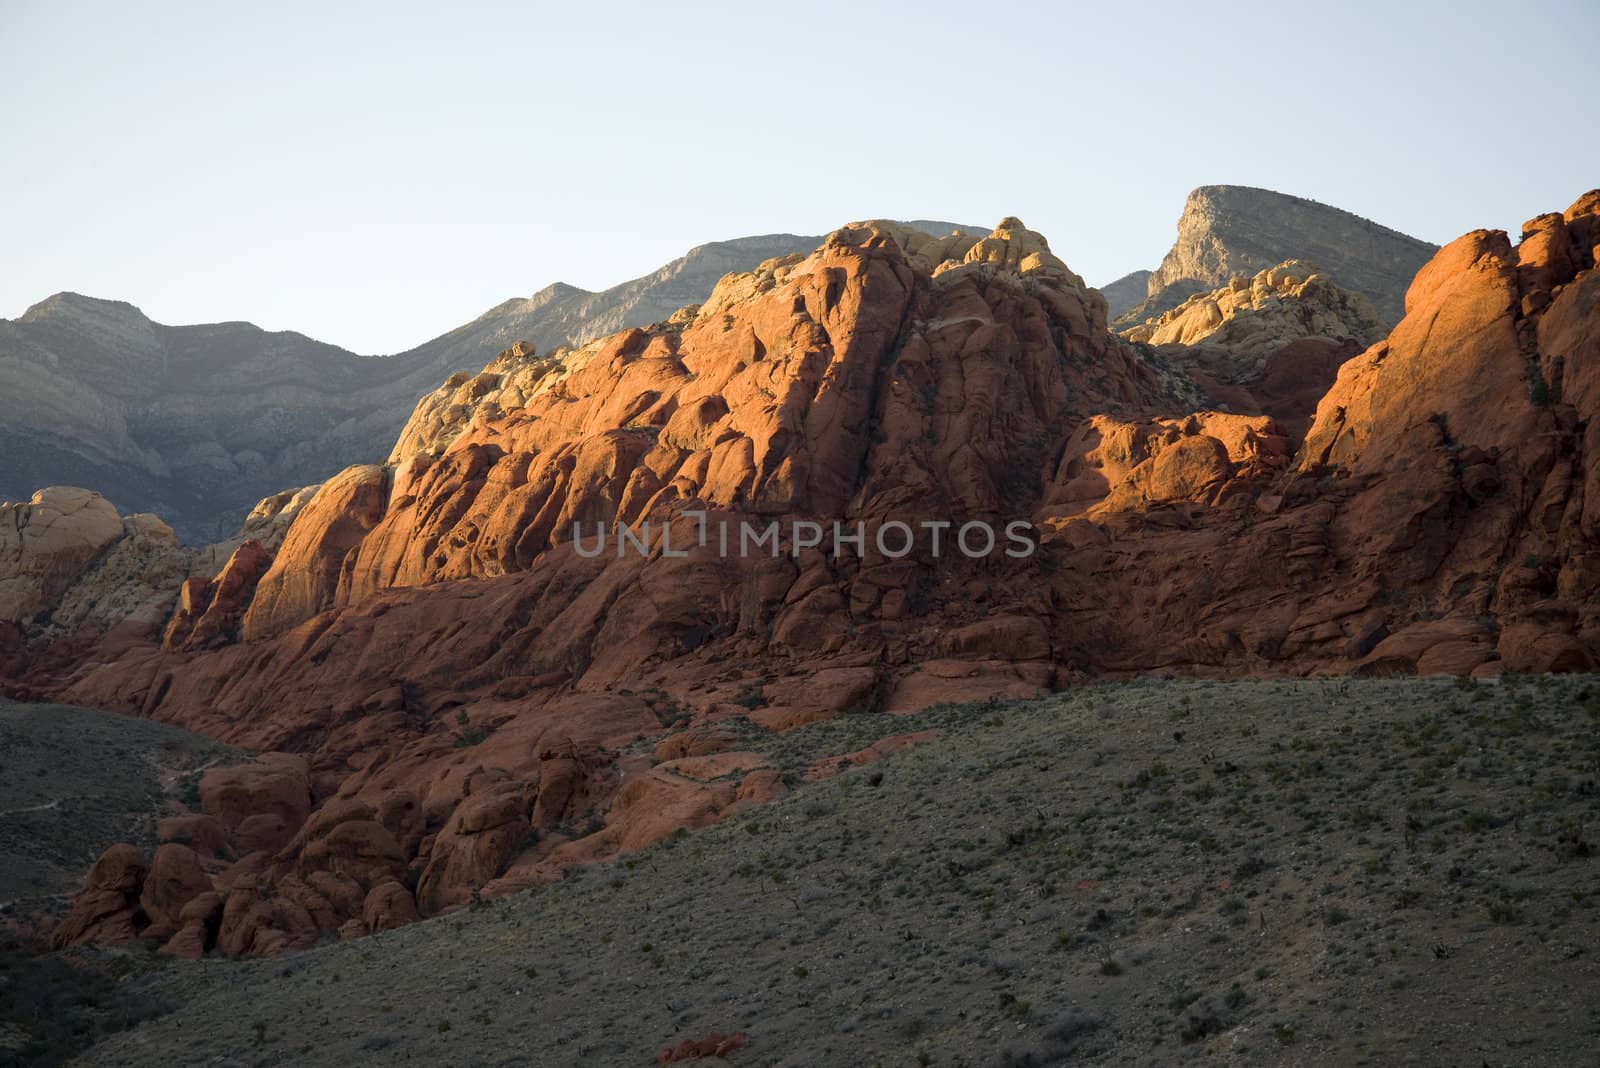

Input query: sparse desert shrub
[1180,1007,1224,1043]
[1486,897,1518,924]
[453,726,488,748]
[1235,853,1269,879]
[999,1010,1101,1065]
[0,938,172,1066]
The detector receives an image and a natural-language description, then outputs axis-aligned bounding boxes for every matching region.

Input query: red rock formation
[1296,193,1600,672]
[36,196,1600,953]
[49,844,148,949]
[415,782,533,914]
[160,891,223,958]
[804,730,941,782]
[162,539,272,652]
[199,755,312,839]
[362,880,420,932]
[138,843,210,932]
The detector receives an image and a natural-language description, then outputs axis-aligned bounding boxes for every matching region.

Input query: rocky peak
[1126,185,1437,327]
[391,219,1104,469]
[796,218,1086,288]
[234,214,1176,640]
[9,292,163,364]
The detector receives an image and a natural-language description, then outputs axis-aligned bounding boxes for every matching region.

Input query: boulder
[138,843,210,929]
[48,843,149,949]
[0,488,124,623]
[415,785,533,915]
[200,756,312,840]
[362,881,420,932]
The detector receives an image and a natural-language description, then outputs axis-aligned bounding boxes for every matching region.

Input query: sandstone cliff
[0,484,315,696]
[32,192,1600,959]
[42,216,1203,954]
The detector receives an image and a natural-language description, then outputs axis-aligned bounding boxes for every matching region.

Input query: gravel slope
[0,701,239,915]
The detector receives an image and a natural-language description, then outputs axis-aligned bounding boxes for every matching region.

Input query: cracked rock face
[0,487,123,622]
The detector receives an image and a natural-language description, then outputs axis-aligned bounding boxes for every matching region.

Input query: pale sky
[3,0,1596,354]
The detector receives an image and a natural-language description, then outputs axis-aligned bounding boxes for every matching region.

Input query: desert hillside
[0,701,237,917]
[45,675,1600,1068]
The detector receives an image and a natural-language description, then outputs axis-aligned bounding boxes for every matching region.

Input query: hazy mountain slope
[1096,269,1152,319]
[0,294,388,541]
[0,227,973,542]
[307,222,975,381]
[1115,186,1437,328]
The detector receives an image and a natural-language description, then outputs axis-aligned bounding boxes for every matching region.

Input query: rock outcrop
[1119,261,1385,440]
[35,192,1600,955]
[1290,197,1600,673]
[46,216,1194,949]
[0,488,124,623]
[1122,260,1383,359]
[162,539,273,652]
[1118,185,1437,328]
[0,484,320,695]
[48,843,149,949]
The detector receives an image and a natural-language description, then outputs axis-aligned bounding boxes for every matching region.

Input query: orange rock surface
[36,197,1600,952]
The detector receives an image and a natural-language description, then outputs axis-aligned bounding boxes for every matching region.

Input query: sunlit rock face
[36,192,1600,954]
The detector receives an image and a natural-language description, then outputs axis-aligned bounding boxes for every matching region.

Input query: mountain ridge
[2,224,981,542]
[1112,184,1437,328]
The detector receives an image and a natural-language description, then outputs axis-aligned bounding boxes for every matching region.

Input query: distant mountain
[0,225,970,542]
[1112,186,1437,328]
[1096,269,1152,319]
